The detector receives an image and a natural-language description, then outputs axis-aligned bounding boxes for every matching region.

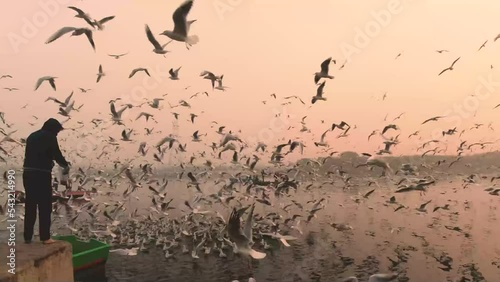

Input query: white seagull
[160,0,199,50]
[96,65,105,83]
[35,76,57,91]
[312,81,327,104]
[169,67,182,80]
[145,24,171,56]
[45,27,95,51]
[129,68,150,78]
[314,57,334,84]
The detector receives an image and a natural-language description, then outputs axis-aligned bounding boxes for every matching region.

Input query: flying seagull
[438,57,460,76]
[160,0,199,49]
[200,71,223,89]
[108,52,128,59]
[96,65,105,83]
[67,6,95,27]
[478,40,488,51]
[92,15,115,30]
[312,81,327,104]
[45,27,95,50]
[169,67,182,80]
[227,205,266,260]
[422,116,445,124]
[145,24,171,55]
[436,50,449,53]
[314,57,334,84]
[129,68,150,78]
[34,76,57,91]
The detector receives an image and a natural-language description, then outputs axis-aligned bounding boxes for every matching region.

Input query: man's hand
[62,166,70,175]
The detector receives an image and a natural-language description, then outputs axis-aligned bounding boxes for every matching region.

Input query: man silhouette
[23,118,70,244]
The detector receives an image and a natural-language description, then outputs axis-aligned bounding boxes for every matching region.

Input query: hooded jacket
[23,118,69,172]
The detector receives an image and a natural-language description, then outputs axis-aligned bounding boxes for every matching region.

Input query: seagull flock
[1,1,500,281]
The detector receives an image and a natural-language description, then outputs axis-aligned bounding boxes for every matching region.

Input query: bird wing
[45,27,76,44]
[316,81,326,97]
[320,129,329,142]
[110,103,118,117]
[145,25,162,49]
[450,57,460,68]
[129,69,139,78]
[67,6,86,16]
[121,129,128,140]
[34,77,47,90]
[438,67,450,76]
[83,29,95,50]
[49,78,57,90]
[98,15,115,25]
[64,91,74,105]
[243,204,255,243]
[227,208,243,240]
[169,68,175,77]
[320,57,331,73]
[172,0,193,37]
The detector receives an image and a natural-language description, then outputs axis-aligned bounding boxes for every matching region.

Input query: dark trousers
[23,170,52,241]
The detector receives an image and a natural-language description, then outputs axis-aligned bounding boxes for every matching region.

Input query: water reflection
[3,171,500,282]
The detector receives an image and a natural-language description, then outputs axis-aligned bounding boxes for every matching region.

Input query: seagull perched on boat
[438,57,460,76]
[129,68,150,78]
[227,205,266,260]
[34,76,57,91]
[96,65,105,83]
[312,81,327,104]
[160,0,199,50]
[45,27,95,51]
[169,67,182,80]
[314,57,334,84]
[200,71,223,89]
[145,24,171,56]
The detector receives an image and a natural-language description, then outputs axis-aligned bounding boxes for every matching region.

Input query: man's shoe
[24,240,32,244]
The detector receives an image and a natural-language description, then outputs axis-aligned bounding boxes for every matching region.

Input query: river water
[1,169,499,282]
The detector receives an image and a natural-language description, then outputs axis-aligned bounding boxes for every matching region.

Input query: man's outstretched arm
[51,136,69,168]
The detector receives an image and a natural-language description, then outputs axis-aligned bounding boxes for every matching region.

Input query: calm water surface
[1,170,499,282]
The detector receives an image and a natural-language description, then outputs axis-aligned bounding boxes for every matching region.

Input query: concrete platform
[0,241,74,282]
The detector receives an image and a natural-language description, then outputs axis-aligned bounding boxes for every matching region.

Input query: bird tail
[186,35,199,45]
[248,249,266,259]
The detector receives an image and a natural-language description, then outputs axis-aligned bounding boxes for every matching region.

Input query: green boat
[53,235,110,272]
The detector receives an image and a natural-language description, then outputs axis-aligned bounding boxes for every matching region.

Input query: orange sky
[1,0,500,165]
